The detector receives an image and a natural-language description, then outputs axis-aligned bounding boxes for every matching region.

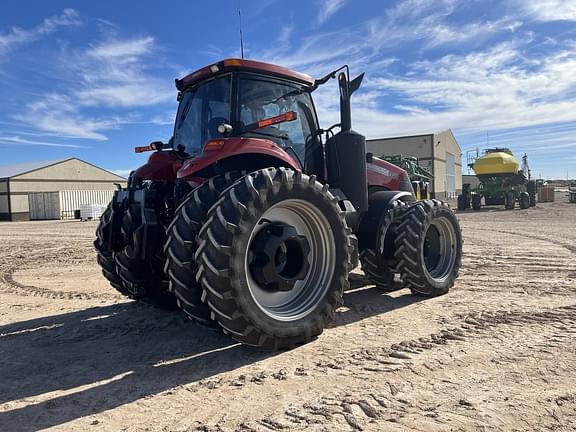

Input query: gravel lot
[1,200,575,431]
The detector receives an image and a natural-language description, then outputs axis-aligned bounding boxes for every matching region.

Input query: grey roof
[0,158,69,179]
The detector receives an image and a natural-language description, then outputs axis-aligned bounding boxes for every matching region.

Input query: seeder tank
[459,148,535,211]
[472,149,519,177]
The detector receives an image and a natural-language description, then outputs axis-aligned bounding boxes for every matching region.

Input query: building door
[446,152,456,199]
[28,192,60,220]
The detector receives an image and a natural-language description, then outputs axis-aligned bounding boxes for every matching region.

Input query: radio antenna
[238,0,245,59]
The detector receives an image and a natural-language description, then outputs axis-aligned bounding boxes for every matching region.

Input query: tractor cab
[173,59,319,168]
[170,58,371,212]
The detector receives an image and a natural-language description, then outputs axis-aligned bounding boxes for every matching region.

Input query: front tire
[114,203,176,308]
[197,168,353,349]
[95,203,131,298]
[394,200,462,296]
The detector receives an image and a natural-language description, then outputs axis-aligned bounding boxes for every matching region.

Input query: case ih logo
[369,164,398,179]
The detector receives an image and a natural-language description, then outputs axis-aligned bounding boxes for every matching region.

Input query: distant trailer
[28,190,114,220]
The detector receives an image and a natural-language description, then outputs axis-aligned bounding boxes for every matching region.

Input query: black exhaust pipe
[326,71,368,211]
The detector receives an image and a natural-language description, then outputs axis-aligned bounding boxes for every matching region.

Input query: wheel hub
[249,223,311,292]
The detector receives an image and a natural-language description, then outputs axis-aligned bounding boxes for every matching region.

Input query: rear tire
[519,192,530,209]
[394,200,462,297]
[505,191,515,210]
[360,200,406,292]
[164,172,243,325]
[457,194,467,211]
[197,168,353,349]
[471,194,482,211]
[527,181,536,207]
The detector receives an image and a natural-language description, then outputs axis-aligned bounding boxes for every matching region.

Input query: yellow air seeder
[459,148,535,211]
[472,150,519,176]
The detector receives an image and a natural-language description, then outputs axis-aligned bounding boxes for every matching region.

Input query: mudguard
[177,137,301,179]
[133,151,183,182]
[356,190,415,250]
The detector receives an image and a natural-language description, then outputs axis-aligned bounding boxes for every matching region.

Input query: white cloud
[111,169,132,178]
[86,36,154,59]
[15,93,119,140]
[0,9,80,56]
[0,135,91,148]
[16,35,175,139]
[351,42,576,138]
[278,24,294,44]
[317,0,347,24]
[513,0,576,21]
[78,84,172,108]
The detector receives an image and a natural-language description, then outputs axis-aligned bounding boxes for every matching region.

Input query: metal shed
[366,129,463,199]
[0,158,126,221]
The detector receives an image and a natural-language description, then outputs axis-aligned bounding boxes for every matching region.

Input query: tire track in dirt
[0,241,120,301]
[472,227,576,256]
[181,304,576,431]
[1,271,119,301]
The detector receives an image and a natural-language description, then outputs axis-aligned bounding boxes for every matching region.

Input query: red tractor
[95,59,462,349]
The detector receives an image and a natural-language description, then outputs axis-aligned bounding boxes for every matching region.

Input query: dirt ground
[1,200,575,432]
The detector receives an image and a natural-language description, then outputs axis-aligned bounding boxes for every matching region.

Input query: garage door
[28,192,60,220]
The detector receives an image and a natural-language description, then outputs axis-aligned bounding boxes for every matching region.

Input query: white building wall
[59,190,115,218]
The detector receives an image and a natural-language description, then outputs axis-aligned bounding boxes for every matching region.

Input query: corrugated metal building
[0,158,126,221]
[366,129,463,199]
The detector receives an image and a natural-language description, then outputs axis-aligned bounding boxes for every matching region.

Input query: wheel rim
[245,199,336,322]
[422,217,457,282]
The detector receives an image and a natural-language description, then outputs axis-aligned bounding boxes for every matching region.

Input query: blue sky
[1,0,575,179]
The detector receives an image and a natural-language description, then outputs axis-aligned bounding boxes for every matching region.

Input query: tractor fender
[177,137,301,180]
[133,151,183,182]
[356,190,415,250]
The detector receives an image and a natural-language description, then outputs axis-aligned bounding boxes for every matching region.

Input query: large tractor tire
[114,203,177,308]
[519,192,530,209]
[505,191,515,210]
[95,203,132,298]
[394,200,462,297]
[471,194,482,211]
[360,200,407,292]
[527,181,537,207]
[457,194,467,211]
[164,172,244,326]
[196,168,354,349]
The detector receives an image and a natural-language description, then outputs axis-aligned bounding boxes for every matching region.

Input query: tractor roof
[176,58,314,91]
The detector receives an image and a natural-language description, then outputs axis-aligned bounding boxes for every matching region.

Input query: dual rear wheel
[167,168,353,349]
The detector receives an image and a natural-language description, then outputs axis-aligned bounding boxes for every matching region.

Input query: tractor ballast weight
[95,58,463,349]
